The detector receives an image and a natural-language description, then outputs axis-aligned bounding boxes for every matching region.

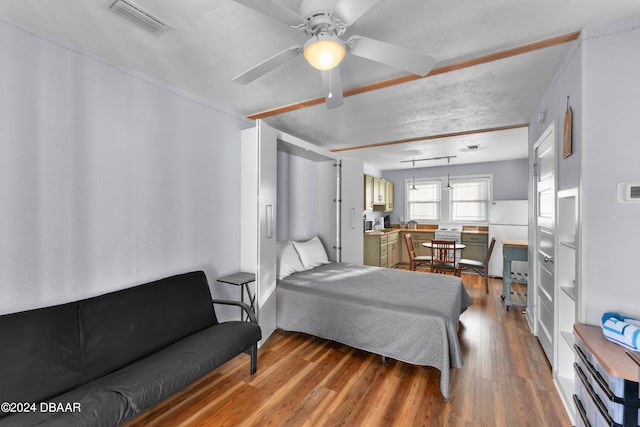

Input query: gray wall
[381,158,529,224]
[0,20,250,315]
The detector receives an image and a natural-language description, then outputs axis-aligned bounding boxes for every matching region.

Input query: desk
[501,240,528,310]
[217,272,256,321]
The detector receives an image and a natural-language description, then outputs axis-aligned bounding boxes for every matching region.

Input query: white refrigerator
[488,200,528,277]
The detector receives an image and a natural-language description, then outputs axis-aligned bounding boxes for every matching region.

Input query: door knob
[544,256,553,263]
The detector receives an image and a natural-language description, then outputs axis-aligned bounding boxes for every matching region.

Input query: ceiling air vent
[107,0,172,37]
[617,182,640,203]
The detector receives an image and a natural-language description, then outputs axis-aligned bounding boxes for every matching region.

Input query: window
[406,179,441,221]
[450,177,490,222]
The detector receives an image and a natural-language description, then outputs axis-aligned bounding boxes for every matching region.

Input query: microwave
[364,219,373,232]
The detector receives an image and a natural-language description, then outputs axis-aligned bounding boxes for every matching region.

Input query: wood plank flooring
[123,272,571,427]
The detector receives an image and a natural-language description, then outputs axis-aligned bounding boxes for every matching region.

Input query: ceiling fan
[232,0,437,108]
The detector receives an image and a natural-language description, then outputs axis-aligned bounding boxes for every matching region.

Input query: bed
[276,261,473,400]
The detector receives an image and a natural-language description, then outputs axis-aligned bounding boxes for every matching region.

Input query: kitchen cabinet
[461,232,488,263]
[364,174,374,210]
[363,174,390,211]
[386,232,400,267]
[385,180,394,212]
[373,177,385,206]
[364,233,388,267]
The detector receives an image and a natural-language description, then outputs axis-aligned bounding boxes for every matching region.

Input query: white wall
[0,20,250,315]
[529,16,640,324]
[581,17,640,323]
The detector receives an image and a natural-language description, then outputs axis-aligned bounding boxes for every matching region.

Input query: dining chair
[430,240,457,275]
[403,233,431,271]
[456,238,496,294]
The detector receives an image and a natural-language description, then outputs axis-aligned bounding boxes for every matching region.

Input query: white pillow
[292,236,329,270]
[276,240,305,279]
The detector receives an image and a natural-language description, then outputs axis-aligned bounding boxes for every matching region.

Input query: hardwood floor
[123,273,571,427]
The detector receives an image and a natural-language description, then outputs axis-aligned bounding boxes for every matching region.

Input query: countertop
[364,226,489,236]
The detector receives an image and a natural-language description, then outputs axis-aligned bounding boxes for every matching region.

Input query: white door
[339,158,364,264]
[533,124,556,364]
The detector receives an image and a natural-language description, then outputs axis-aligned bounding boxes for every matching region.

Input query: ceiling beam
[330,123,529,153]
[247,30,580,120]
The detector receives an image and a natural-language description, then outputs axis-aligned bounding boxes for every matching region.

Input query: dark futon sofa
[0,271,262,426]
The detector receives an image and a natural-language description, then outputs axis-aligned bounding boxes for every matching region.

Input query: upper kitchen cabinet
[364,174,374,210]
[363,174,393,212]
[385,180,394,212]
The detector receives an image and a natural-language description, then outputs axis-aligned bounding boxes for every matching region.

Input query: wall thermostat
[617,182,640,203]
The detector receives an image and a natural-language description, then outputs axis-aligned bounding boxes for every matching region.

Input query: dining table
[421,242,466,265]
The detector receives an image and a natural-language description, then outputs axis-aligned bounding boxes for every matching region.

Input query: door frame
[530,121,557,335]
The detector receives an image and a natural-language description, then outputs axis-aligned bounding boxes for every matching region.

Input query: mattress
[276,263,473,400]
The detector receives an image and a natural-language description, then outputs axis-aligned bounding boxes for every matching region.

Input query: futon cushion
[99,321,262,421]
[0,302,83,411]
[79,271,217,382]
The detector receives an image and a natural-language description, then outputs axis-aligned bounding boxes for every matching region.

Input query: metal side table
[217,272,256,321]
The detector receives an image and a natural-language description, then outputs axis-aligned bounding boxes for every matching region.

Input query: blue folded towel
[601,312,640,351]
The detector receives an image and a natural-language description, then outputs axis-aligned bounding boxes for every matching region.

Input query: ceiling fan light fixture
[303,34,346,71]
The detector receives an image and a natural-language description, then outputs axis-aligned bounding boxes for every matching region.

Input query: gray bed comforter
[276,263,473,400]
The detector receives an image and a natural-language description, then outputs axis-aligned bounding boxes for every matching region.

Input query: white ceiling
[2,0,640,170]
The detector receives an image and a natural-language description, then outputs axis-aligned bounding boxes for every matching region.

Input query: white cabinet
[241,121,277,345]
[554,188,580,411]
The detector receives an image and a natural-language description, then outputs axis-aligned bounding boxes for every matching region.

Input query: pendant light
[445,157,452,190]
[410,160,417,190]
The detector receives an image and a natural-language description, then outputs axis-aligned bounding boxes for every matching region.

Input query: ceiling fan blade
[333,0,382,26]
[321,67,344,109]
[233,0,302,27]
[347,35,437,76]
[233,46,302,84]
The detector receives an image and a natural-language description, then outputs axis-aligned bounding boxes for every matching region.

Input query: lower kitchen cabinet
[364,234,388,267]
[364,232,401,268]
[387,232,400,267]
[461,232,488,263]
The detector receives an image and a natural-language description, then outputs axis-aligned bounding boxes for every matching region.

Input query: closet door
[241,120,277,345]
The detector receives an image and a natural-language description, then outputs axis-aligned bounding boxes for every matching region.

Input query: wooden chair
[430,240,458,275]
[403,233,431,271]
[456,238,496,294]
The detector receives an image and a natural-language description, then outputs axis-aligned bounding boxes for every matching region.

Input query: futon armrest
[212,299,258,323]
